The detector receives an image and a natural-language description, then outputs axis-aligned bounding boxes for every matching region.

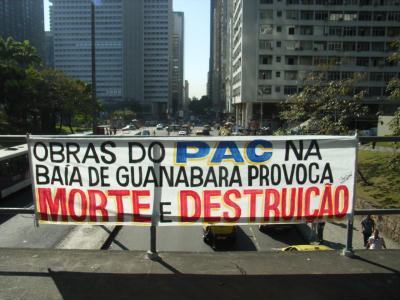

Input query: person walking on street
[367,229,386,250]
[361,215,375,248]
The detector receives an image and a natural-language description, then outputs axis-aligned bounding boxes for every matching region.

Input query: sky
[43,0,210,98]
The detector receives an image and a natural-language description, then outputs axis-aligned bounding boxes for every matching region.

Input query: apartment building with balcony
[226,0,400,128]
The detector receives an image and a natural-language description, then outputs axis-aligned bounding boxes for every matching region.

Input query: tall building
[225,0,400,128]
[184,79,189,114]
[0,0,45,59]
[170,11,184,119]
[45,31,54,68]
[209,0,231,119]
[51,0,172,119]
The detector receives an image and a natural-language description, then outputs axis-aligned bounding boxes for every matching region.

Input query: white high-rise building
[51,0,172,119]
[225,0,400,128]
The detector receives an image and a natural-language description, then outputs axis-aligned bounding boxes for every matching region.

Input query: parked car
[203,225,236,249]
[281,245,333,252]
[178,130,187,136]
[156,124,164,130]
[121,124,136,131]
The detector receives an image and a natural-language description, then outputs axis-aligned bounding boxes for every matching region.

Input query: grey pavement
[299,216,400,250]
[108,225,306,252]
[0,248,399,300]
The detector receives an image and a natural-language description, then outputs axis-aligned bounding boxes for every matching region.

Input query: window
[277,41,281,47]
[359,12,372,21]
[259,40,273,49]
[372,27,385,36]
[328,71,340,80]
[285,71,298,80]
[329,12,343,21]
[384,72,397,82]
[275,86,281,93]
[369,87,382,96]
[373,12,386,21]
[276,56,281,62]
[258,85,272,95]
[284,86,297,95]
[342,72,354,79]
[259,70,272,79]
[260,55,273,64]
[300,11,313,20]
[343,27,356,36]
[357,42,370,51]
[276,71,281,78]
[300,26,313,35]
[370,72,383,81]
[343,12,357,21]
[286,11,299,20]
[358,27,370,36]
[329,27,342,36]
[260,0,273,3]
[328,42,342,51]
[277,11,282,17]
[387,27,400,37]
[260,10,273,19]
[299,56,313,65]
[315,11,328,20]
[371,42,385,52]
[286,56,297,65]
[356,57,369,67]
[288,27,295,35]
[388,12,400,22]
[260,24,273,34]
[276,26,282,33]
[343,42,356,51]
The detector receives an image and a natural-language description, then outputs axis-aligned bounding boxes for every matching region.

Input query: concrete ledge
[0,248,399,300]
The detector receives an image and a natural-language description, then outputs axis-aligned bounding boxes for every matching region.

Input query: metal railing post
[343,218,354,257]
[147,142,161,260]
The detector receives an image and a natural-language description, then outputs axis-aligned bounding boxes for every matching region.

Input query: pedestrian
[361,215,375,248]
[317,222,325,244]
[367,229,386,250]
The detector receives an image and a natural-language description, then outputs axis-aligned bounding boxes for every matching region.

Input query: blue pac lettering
[176,141,210,163]
[246,140,273,163]
[211,141,244,163]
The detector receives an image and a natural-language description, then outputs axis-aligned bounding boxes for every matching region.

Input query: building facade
[209,0,229,119]
[226,0,400,128]
[170,11,184,119]
[0,0,45,59]
[51,0,172,119]
[45,31,54,68]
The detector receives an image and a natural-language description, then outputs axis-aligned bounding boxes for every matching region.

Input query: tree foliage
[386,40,400,136]
[188,96,213,119]
[279,71,368,135]
[0,37,94,134]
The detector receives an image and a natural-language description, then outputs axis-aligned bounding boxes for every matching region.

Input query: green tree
[188,96,213,119]
[278,71,368,135]
[386,40,400,136]
[0,37,95,134]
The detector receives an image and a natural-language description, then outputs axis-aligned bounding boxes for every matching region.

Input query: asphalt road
[0,128,310,251]
[108,225,306,252]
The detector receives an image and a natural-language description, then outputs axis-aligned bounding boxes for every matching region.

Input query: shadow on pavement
[320,240,345,250]
[0,187,33,225]
[261,226,307,245]
[330,221,358,231]
[3,269,396,300]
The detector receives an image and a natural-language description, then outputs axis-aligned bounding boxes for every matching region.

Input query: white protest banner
[28,135,357,225]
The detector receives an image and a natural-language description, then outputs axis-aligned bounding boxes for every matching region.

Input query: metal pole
[342,133,358,257]
[91,3,98,134]
[147,143,161,260]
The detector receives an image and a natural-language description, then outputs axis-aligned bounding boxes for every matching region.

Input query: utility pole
[91,2,98,133]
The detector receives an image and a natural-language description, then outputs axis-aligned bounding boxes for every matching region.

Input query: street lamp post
[91,2,98,133]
